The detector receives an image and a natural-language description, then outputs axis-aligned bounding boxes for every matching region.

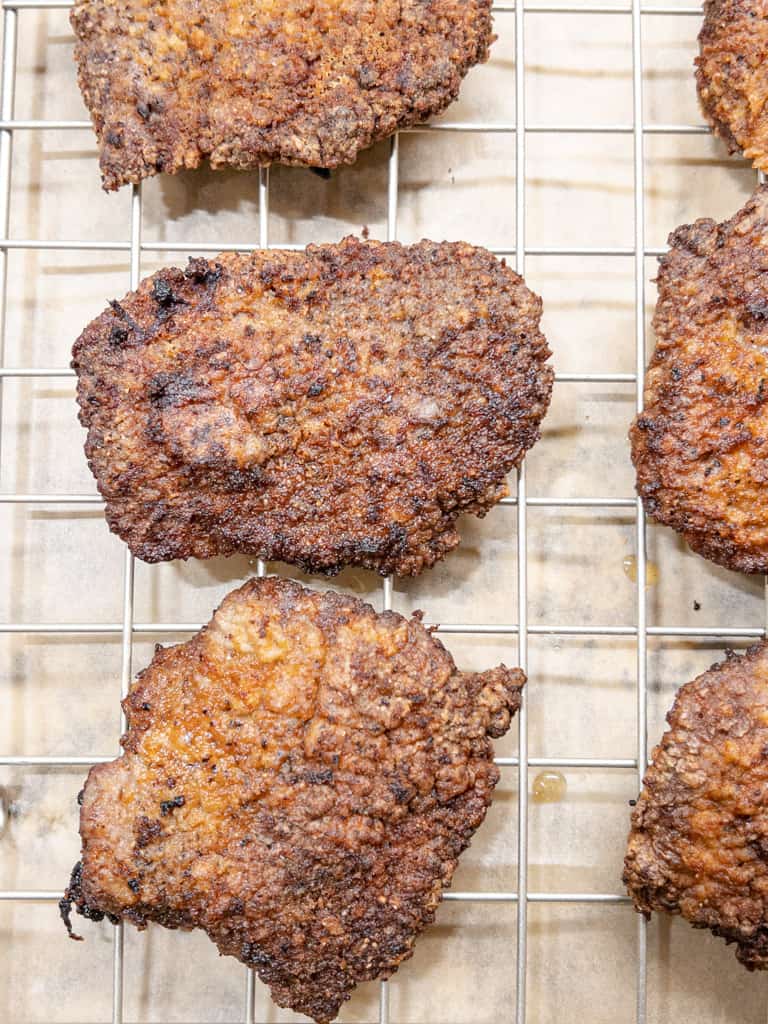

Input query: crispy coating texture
[630,187,768,574]
[70,0,494,191]
[624,642,768,970]
[696,0,768,173]
[73,237,552,575]
[62,577,524,1023]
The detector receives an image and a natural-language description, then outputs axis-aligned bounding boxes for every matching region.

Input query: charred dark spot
[148,371,199,409]
[108,300,142,338]
[59,862,85,941]
[60,860,119,938]
[76,788,85,806]
[304,768,334,785]
[461,475,484,494]
[106,131,122,148]
[308,381,325,397]
[109,323,129,347]
[135,816,163,848]
[747,300,768,321]
[387,523,408,551]
[137,102,151,120]
[160,795,185,816]
[152,277,182,308]
[127,878,140,893]
[242,942,272,968]
[303,332,322,347]
[383,938,409,957]
[390,782,411,804]
[225,466,264,492]
[58,894,82,940]
[185,257,222,287]
[140,701,151,711]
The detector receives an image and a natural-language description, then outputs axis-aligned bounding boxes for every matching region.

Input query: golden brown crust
[70,0,495,191]
[72,237,553,575]
[624,642,768,970]
[630,187,768,574]
[63,577,525,1023]
[696,0,768,172]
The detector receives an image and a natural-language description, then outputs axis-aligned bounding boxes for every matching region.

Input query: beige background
[2,1,768,1022]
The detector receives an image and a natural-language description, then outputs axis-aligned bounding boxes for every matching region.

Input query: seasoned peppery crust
[72,237,553,575]
[696,0,768,172]
[629,187,768,574]
[62,577,525,1024]
[624,642,768,970]
[70,0,495,191]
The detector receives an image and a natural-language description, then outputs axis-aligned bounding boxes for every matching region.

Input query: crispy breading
[70,0,495,191]
[61,577,525,1024]
[630,187,768,574]
[624,642,768,970]
[72,237,552,575]
[696,0,768,172]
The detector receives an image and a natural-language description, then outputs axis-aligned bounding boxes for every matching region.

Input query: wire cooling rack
[1,1,765,1023]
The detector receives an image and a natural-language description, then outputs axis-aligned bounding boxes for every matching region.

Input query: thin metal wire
[110,182,141,1024]
[0,754,639,769]
[0,5,17,487]
[0,493,637,506]
[0,238,670,257]
[375,128,399,1024]
[0,118,710,133]
[515,0,529,1017]
[2,622,763,639]
[0,13,17,785]
[0,494,642,508]
[378,122,710,134]
[630,0,648,1019]
[0,889,632,904]
[254,166,269,587]
[0,368,637,383]
[243,164,271,1024]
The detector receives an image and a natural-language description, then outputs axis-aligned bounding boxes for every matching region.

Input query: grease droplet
[532,771,567,803]
[623,555,659,587]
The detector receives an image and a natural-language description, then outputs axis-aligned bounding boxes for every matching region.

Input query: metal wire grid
[0,1,758,1022]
